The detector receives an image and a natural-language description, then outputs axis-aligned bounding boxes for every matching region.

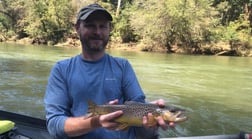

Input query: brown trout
[87,101,187,130]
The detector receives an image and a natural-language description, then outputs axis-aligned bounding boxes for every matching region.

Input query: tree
[128,0,216,53]
[0,0,26,37]
[213,0,252,26]
[23,0,74,44]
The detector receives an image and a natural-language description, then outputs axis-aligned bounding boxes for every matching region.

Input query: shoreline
[1,38,252,57]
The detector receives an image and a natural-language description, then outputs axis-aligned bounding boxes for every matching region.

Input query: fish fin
[116,124,129,131]
[87,100,97,116]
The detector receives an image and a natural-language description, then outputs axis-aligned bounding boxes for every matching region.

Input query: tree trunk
[116,0,121,17]
[244,1,252,27]
[244,2,249,20]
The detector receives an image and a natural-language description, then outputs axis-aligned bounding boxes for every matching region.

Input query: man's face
[77,12,111,52]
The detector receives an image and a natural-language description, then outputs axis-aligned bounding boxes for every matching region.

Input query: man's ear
[75,24,80,34]
[75,20,82,35]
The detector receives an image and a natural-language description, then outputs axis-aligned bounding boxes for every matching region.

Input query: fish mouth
[172,111,188,123]
[162,110,188,123]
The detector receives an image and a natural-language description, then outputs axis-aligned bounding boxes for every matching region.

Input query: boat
[0,110,53,139]
[164,133,251,139]
[0,110,251,139]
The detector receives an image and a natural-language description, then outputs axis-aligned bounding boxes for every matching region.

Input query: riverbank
[58,40,252,57]
[2,36,252,57]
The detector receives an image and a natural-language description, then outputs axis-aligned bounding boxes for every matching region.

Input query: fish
[87,101,187,130]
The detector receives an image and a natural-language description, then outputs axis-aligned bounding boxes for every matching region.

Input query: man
[44,4,171,139]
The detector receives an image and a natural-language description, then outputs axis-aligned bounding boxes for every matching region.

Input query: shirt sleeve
[122,60,146,103]
[44,62,71,139]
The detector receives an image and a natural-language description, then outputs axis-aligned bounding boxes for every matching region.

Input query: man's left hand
[142,99,175,130]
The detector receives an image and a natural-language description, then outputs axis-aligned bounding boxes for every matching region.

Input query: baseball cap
[77,4,113,22]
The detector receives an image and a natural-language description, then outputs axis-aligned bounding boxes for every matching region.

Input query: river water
[0,43,252,137]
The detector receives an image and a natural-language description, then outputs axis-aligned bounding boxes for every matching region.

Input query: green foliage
[210,14,251,42]
[127,0,216,52]
[112,2,138,42]
[0,0,75,44]
[213,0,250,25]
[23,0,74,44]
[0,0,251,55]
[128,0,171,50]
[0,0,26,37]
[0,15,9,32]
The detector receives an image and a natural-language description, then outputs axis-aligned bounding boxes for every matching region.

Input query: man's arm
[64,110,123,137]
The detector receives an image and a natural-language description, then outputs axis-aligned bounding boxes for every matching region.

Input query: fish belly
[115,115,143,126]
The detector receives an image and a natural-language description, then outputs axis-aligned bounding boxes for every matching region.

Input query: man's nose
[93,26,102,35]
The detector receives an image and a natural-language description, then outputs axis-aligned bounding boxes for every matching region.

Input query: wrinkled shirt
[44,54,149,139]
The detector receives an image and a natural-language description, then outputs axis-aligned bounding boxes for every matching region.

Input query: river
[0,43,252,138]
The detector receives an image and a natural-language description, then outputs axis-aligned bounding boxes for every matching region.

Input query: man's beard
[80,35,109,52]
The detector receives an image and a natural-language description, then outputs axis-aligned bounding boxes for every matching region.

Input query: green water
[0,43,252,137]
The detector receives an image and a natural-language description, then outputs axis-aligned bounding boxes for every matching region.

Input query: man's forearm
[64,116,101,137]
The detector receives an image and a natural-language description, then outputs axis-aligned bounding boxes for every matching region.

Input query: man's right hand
[93,99,123,130]
[65,99,123,137]
[98,110,123,130]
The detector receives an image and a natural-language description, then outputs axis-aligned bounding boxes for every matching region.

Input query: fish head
[157,109,187,123]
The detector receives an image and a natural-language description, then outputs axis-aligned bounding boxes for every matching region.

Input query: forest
[1,0,252,56]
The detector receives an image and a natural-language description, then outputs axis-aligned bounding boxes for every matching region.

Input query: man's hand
[142,99,175,130]
[96,99,123,130]
[98,110,123,130]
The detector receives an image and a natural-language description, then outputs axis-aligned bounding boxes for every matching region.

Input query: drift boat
[0,110,52,139]
[0,110,251,139]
